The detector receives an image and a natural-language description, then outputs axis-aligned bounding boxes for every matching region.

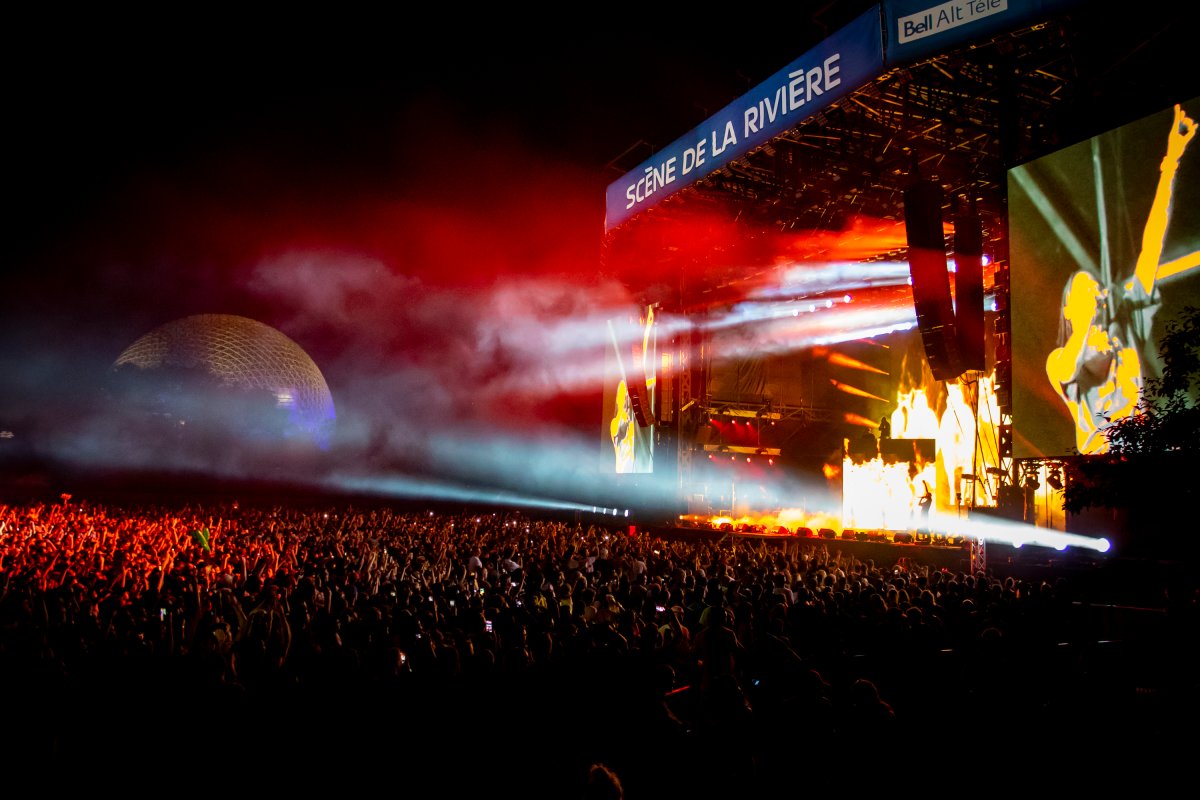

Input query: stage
[646,524,973,572]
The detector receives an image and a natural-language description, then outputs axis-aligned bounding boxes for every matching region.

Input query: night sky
[1,7,877,506]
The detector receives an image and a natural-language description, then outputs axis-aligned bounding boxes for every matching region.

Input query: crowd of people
[1,494,1195,795]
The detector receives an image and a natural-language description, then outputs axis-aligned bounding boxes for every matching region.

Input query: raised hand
[1164,103,1197,167]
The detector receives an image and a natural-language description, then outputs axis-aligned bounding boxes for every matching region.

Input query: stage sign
[883,0,1085,68]
[605,1,1090,233]
[604,5,884,232]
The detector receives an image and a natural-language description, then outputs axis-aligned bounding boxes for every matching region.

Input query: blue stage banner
[604,5,884,233]
[883,0,1085,67]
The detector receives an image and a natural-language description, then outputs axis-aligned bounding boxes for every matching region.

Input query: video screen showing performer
[603,307,656,473]
[1010,98,1200,458]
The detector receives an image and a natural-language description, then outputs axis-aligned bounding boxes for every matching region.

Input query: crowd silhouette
[0,496,1195,795]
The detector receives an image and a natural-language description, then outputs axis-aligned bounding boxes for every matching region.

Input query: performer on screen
[610,379,637,473]
[608,309,656,473]
[1045,103,1199,454]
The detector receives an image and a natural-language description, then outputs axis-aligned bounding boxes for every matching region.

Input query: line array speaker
[905,178,964,381]
[953,202,985,371]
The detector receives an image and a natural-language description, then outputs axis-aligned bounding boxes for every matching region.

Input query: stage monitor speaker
[905,178,963,381]
[953,204,985,371]
[995,486,1024,520]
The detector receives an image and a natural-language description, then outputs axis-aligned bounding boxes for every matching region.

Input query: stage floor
[648,525,973,572]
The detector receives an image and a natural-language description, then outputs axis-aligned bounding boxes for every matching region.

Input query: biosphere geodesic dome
[111,314,335,446]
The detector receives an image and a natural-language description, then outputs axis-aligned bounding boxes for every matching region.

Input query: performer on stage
[918,480,933,519]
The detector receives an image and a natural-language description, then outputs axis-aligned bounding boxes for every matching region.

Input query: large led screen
[602,307,656,473]
[1009,98,1200,458]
